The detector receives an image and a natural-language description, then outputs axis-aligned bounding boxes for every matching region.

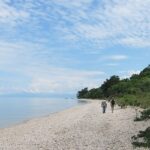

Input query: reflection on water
[77,99,89,104]
[0,97,79,128]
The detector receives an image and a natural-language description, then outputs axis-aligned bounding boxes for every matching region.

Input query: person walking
[101,100,107,113]
[110,99,115,113]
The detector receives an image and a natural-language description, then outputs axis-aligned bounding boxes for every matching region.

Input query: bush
[135,109,150,121]
[132,127,150,148]
[132,109,150,148]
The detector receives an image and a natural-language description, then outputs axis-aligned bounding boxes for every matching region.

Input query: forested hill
[77,65,150,108]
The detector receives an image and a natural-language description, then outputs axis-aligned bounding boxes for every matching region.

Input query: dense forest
[77,65,150,108]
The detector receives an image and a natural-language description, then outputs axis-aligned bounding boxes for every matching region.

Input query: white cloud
[51,0,92,8]
[119,70,140,79]
[104,55,128,61]
[27,67,105,93]
[50,0,150,47]
[106,63,119,66]
[75,23,112,40]
[0,1,29,25]
[0,40,105,94]
[0,0,149,47]
[0,0,149,94]
[0,40,44,68]
[120,38,150,47]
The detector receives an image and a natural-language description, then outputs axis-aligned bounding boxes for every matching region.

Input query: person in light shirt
[101,100,107,113]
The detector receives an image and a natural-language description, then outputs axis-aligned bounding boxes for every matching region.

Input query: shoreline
[0,98,89,130]
[0,99,91,130]
[0,100,149,150]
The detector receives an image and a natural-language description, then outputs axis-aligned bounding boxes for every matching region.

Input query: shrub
[132,127,150,148]
[135,109,150,121]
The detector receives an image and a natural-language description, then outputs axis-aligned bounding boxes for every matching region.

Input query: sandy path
[0,100,149,150]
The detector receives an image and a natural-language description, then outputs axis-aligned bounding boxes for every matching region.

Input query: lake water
[0,97,81,128]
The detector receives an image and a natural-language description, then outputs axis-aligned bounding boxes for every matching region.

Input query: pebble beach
[0,100,149,150]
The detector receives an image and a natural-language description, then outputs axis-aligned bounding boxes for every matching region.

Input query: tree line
[77,65,150,108]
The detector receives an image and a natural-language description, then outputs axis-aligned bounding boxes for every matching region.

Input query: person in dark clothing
[110,99,115,113]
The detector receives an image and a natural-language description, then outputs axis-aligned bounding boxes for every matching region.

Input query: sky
[0,0,149,96]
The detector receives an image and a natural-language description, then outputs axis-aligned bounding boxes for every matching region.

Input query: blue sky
[0,0,149,95]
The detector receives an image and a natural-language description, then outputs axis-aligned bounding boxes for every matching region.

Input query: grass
[117,94,150,108]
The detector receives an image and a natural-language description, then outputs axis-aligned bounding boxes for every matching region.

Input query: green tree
[77,87,88,98]
[101,75,120,97]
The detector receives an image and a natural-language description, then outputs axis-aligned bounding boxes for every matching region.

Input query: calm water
[0,97,81,128]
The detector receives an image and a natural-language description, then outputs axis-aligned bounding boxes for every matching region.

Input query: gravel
[0,100,149,150]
